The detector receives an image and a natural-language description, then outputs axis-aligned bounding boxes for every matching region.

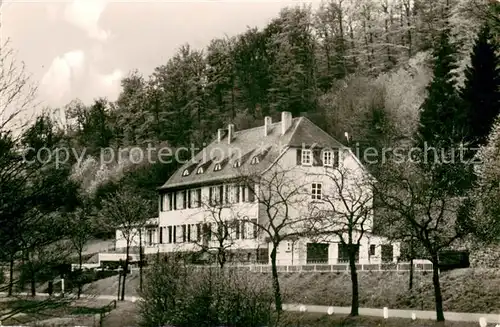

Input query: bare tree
[308,165,374,317]
[194,195,239,269]
[238,165,313,313]
[100,189,153,300]
[67,199,95,298]
[0,40,37,133]
[376,160,473,322]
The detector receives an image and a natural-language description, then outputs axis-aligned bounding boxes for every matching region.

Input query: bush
[139,260,274,327]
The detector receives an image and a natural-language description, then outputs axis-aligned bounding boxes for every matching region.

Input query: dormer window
[250,156,260,165]
[214,163,222,171]
[197,167,204,174]
[182,169,190,176]
[233,160,241,168]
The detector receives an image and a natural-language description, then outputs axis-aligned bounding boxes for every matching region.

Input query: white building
[115,112,399,266]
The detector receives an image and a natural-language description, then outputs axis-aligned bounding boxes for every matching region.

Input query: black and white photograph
[1,0,499,325]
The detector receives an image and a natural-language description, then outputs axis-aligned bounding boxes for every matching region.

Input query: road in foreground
[2,292,500,324]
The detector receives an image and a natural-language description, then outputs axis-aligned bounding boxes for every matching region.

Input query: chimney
[264,116,272,136]
[281,111,292,135]
[218,129,225,143]
[227,124,235,144]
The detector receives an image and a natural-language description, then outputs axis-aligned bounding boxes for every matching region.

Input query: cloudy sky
[3,0,318,109]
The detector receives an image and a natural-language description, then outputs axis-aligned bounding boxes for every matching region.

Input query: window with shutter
[296,149,302,165]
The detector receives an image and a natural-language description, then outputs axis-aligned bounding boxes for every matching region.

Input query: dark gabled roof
[159,117,346,190]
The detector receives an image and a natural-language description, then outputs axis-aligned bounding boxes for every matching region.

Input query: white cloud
[93,68,124,100]
[40,50,86,106]
[64,0,109,41]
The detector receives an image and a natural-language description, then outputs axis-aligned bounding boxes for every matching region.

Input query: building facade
[115,112,399,265]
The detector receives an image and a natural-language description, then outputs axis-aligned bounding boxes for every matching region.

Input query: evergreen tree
[417,27,463,148]
[416,27,468,193]
[460,23,500,150]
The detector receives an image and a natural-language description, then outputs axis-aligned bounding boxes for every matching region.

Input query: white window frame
[182,169,190,176]
[233,160,241,168]
[322,150,333,167]
[214,163,222,171]
[311,183,322,200]
[301,149,312,165]
[251,156,260,164]
[197,167,204,174]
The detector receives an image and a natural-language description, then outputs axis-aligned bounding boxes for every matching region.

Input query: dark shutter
[168,226,172,243]
[334,149,340,167]
[296,149,302,165]
[313,149,322,166]
[159,227,163,244]
[196,189,202,207]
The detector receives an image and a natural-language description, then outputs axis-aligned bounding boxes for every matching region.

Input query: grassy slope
[86,268,500,313]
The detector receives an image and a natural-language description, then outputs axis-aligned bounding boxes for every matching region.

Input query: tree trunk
[78,249,83,299]
[409,256,414,290]
[409,237,414,290]
[270,244,282,312]
[30,269,36,297]
[217,247,226,269]
[121,244,130,301]
[431,255,445,322]
[348,249,359,316]
[8,255,14,296]
[139,230,143,292]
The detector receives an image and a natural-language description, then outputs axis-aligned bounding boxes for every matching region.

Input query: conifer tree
[417,27,463,148]
[460,23,500,151]
[416,26,468,193]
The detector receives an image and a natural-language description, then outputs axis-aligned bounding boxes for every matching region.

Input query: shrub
[139,260,274,327]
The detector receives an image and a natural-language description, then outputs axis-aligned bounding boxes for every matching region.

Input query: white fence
[190,262,433,273]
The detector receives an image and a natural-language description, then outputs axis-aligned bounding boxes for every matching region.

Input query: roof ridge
[233,117,301,134]
[300,117,347,148]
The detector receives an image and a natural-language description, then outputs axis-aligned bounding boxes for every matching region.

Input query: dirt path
[101,300,139,327]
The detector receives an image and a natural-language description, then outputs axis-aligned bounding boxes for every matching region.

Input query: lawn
[87,268,500,314]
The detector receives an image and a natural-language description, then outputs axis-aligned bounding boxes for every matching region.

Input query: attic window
[233,160,241,168]
[251,156,260,165]
[197,167,204,174]
[182,169,190,176]
[214,163,222,171]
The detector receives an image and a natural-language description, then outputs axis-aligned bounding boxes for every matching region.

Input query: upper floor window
[190,188,202,208]
[251,156,260,164]
[233,160,241,168]
[182,169,190,176]
[323,150,333,167]
[197,167,204,174]
[214,163,222,171]
[311,183,322,200]
[301,149,312,165]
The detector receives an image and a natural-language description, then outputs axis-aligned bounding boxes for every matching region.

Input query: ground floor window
[338,243,359,263]
[306,243,329,264]
[381,244,393,263]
